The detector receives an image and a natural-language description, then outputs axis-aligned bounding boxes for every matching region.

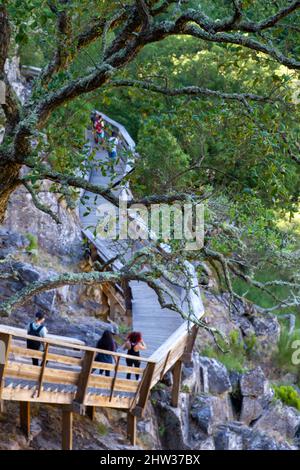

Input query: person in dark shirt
[27,312,47,366]
[122,331,147,380]
[94,330,116,377]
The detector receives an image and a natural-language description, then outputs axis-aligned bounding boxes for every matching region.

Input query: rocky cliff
[1,187,300,450]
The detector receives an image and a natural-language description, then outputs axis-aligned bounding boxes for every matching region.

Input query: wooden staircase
[0,315,199,449]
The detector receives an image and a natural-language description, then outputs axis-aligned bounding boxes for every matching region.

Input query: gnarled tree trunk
[0,163,21,222]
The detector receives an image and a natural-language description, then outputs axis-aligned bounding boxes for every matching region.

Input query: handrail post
[37,343,49,398]
[181,325,199,363]
[131,361,156,417]
[20,401,31,438]
[109,356,120,402]
[171,360,183,407]
[0,333,11,399]
[127,412,137,446]
[160,350,171,381]
[62,405,73,450]
[74,350,95,410]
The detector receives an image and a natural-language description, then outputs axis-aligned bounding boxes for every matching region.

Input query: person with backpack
[27,312,48,366]
[94,330,116,377]
[122,331,146,380]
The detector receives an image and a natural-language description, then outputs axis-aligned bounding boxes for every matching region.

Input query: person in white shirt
[108,131,119,159]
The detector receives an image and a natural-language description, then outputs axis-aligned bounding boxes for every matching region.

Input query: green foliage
[152,383,167,392]
[117,323,130,336]
[273,385,300,411]
[181,384,191,393]
[25,233,38,253]
[273,326,300,374]
[46,99,91,175]
[133,121,190,195]
[97,422,108,436]
[201,329,257,372]
[100,33,300,213]
[158,425,166,437]
[9,1,300,316]
[244,333,257,351]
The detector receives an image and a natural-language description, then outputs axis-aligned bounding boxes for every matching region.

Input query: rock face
[202,292,281,362]
[181,353,201,394]
[4,181,84,261]
[232,301,281,354]
[214,423,295,450]
[240,397,264,425]
[253,403,300,441]
[239,367,274,426]
[152,390,191,450]
[191,393,233,434]
[0,229,27,257]
[240,367,272,398]
[151,355,300,451]
[137,402,161,449]
[214,424,244,450]
[199,356,232,395]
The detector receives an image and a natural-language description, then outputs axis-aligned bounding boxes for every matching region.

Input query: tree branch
[0,270,128,316]
[22,180,62,224]
[183,23,300,71]
[241,1,300,32]
[136,0,152,29]
[174,3,300,33]
[40,0,73,86]
[110,78,271,104]
[0,4,20,132]
[21,166,193,207]
[0,4,9,76]
[100,9,126,61]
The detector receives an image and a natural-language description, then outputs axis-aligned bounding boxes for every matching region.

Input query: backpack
[27,322,44,350]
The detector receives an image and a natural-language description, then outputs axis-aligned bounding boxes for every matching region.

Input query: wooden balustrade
[0,328,154,409]
[0,313,199,449]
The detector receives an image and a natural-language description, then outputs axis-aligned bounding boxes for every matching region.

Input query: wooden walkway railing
[0,311,199,449]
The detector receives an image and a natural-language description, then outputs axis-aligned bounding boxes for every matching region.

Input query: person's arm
[39,326,47,338]
[134,341,147,352]
[122,340,131,350]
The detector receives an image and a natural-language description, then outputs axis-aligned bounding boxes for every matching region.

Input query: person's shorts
[109,150,117,159]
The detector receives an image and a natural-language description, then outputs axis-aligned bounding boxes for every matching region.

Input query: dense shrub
[273,385,300,411]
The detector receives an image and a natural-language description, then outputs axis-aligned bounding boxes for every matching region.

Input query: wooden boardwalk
[0,114,204,450]
[79,134,184,357]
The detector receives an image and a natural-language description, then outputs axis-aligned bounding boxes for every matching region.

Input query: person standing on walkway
[108,131,119,159]
[94,114,105,145]
[123,331,146,380]
[94,330,116,377]
[27,312,48,366]
[90,110,97,127]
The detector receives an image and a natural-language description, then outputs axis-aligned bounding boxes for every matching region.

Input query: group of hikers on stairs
[90,110,119,160]
[27,312,147,380]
